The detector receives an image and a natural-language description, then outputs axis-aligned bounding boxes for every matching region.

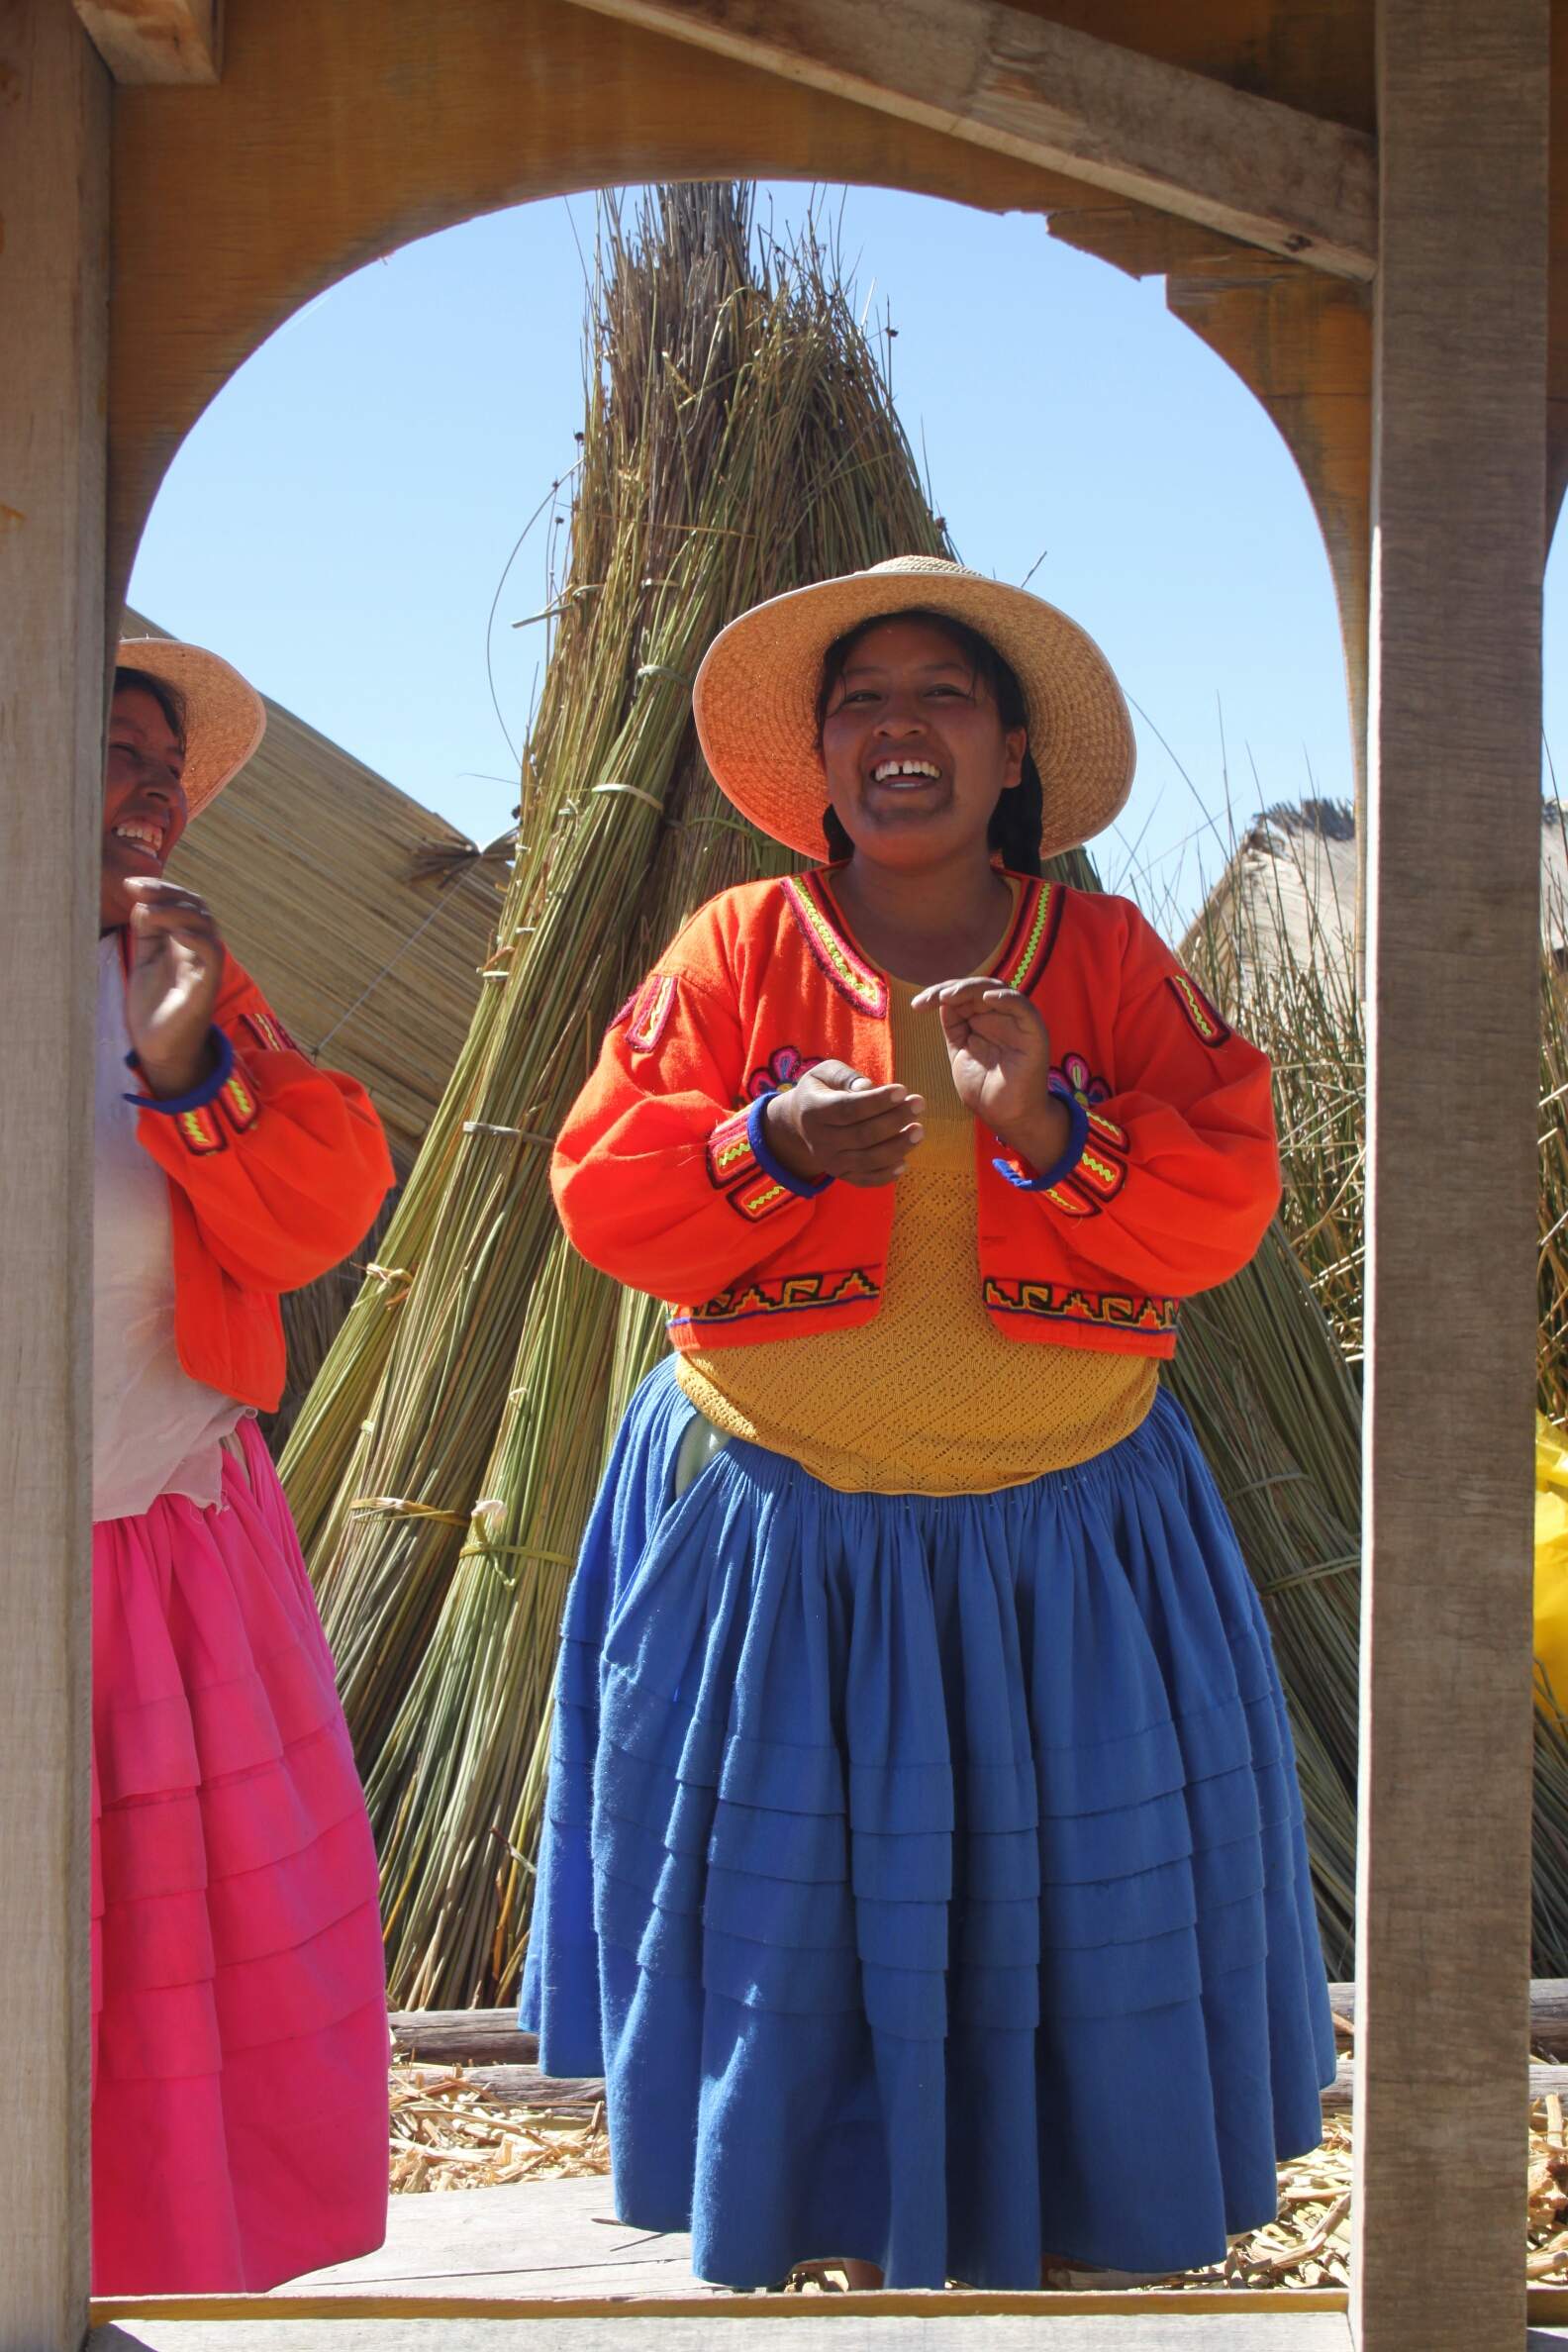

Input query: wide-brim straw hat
[693,555,1135,862]
[115,636,266,820]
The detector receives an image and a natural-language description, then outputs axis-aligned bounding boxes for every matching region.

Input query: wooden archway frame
[3,4,1558,2347]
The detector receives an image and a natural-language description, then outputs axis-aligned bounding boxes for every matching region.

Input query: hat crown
[866,555,981,583]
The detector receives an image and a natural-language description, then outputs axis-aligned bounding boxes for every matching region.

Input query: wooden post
[0,3,108,2344]
[1352,6,1548,2349]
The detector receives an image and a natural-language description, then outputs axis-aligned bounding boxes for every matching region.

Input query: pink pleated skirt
[92,1416,389,2294]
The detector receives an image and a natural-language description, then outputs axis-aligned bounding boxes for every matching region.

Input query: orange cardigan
[125,946,395,1411]
[552,871,1279,1361]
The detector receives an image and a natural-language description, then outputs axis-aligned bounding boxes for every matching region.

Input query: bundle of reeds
[285,185,975,2000]
[1185,811,1568,1970]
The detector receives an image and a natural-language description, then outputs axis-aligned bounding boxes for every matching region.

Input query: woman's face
[819,617,1026,874]
[101,684,189,928]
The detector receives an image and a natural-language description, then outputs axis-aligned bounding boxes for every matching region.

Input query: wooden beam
[1351,5,1550,2349]
[0,3,107,2345]
[561,0,1377,282]
[72,0,219,85]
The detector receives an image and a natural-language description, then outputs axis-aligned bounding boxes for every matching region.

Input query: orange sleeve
[131,955,396,1295]
[552,965,826,1299]
[995,904,1280,1296]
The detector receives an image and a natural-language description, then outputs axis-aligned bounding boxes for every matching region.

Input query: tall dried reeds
[1185,803,1568,1970]
[284,185,972,2001]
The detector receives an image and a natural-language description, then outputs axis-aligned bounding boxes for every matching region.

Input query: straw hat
[115,636,266,820]
[693,555,1135,862]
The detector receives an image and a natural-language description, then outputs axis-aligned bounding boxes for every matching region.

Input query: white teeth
[872,759,939,785]
[113,823,163,850]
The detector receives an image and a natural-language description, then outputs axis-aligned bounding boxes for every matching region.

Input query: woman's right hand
[763,1062,925,1188]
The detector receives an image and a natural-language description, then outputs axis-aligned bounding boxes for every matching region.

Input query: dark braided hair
[815,608,1044,876]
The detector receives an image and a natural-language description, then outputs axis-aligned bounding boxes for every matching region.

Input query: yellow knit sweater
[676,968,1156,1495]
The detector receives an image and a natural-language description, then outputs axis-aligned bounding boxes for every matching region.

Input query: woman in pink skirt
[93,637,395,2292]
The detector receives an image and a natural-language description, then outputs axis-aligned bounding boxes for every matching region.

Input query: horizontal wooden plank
[93,2286,1353,2322]
[391,2009,534,2064]
[91,2316,1357,2352]
[561,0,1375,280]
[403,2059,602,2109]
[392,1983,1568,2067]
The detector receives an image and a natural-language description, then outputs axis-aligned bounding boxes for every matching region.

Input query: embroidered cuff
[992,1083,1088,1193]
[703,1093,830,1223]
[747,1090,833,1201]
[125,1029,262,1156]
[124,1025,234,1115]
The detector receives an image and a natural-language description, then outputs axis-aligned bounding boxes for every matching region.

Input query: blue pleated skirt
[521,1358,1335,2290]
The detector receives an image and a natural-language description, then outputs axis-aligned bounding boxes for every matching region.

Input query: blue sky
[130,182,1565,935]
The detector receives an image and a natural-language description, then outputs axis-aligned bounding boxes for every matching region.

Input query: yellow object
[1536,1417,1568,1713]
[677,959,1155,1495]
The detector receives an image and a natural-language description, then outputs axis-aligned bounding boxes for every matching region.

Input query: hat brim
[692,562,1135,863]
[115,637,266,820]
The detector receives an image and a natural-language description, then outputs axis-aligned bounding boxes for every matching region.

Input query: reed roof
[134,611,505,1173]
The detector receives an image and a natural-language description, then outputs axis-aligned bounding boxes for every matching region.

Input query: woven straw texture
[117,635,267,817]
[692,555,1135,861]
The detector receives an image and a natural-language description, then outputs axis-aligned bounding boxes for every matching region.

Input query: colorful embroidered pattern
[747,1044,820,1101]
[1036,1102,1129,1218]
[1041,1182,1094,1218]
[220,1065,260,1134]
[780,873,889,1019]
[994,878,1063,996]
[626,973,677,1054]
[175,1102,225,1156]
[704,1101,809,1222]
[675,1267,881,1328]
[1071,1142,1127,1204]
[706,1105,759,1192]
[1050,1049,1110,1107]
[1167,969,1232,1048]
[732,1176,791,1222]
[242,1007,297,1055]
[982,1276,1177,1336]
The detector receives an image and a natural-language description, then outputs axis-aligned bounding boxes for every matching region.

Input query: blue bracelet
[123,1025,234,1115]
[748,1090,833,1199]
[992,1082,1089,1192]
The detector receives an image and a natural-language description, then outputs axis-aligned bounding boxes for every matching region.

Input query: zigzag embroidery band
[627,973,677,1054]
[780,875,889,1020]
[983,1275,1177,1333]
[1167,969,1231,1047]
[994,879,1062,995]
[674,1266,881,1328]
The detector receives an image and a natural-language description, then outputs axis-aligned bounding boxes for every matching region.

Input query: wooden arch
[3,4,1561,2348]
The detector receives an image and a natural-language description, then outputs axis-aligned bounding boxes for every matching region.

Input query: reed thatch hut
[1185,799,1568,995]
[131,610,504,1178]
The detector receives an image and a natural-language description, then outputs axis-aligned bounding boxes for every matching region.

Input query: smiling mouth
[111,820,167,856]
[868,758,942,791]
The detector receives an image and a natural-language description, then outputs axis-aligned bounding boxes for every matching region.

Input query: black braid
[815,609,1043,876]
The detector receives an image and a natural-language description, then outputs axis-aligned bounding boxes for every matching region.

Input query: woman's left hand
[123,876,226,1099]
[911,977,1071,1174]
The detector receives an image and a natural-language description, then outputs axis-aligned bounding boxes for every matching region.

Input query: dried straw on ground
[382,2058,1568,2300]
[288,183,1379,2003]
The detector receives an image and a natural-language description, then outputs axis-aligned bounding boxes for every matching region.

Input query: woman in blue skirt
[522,555,1336,2290]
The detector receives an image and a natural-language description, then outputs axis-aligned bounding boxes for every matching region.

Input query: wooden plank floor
[87,2188,1360,2342]
[90,2316,1358,2350]
[303,2177,701,2302]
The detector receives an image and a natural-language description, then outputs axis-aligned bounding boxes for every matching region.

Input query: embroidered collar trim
[779,868,1064,1018]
